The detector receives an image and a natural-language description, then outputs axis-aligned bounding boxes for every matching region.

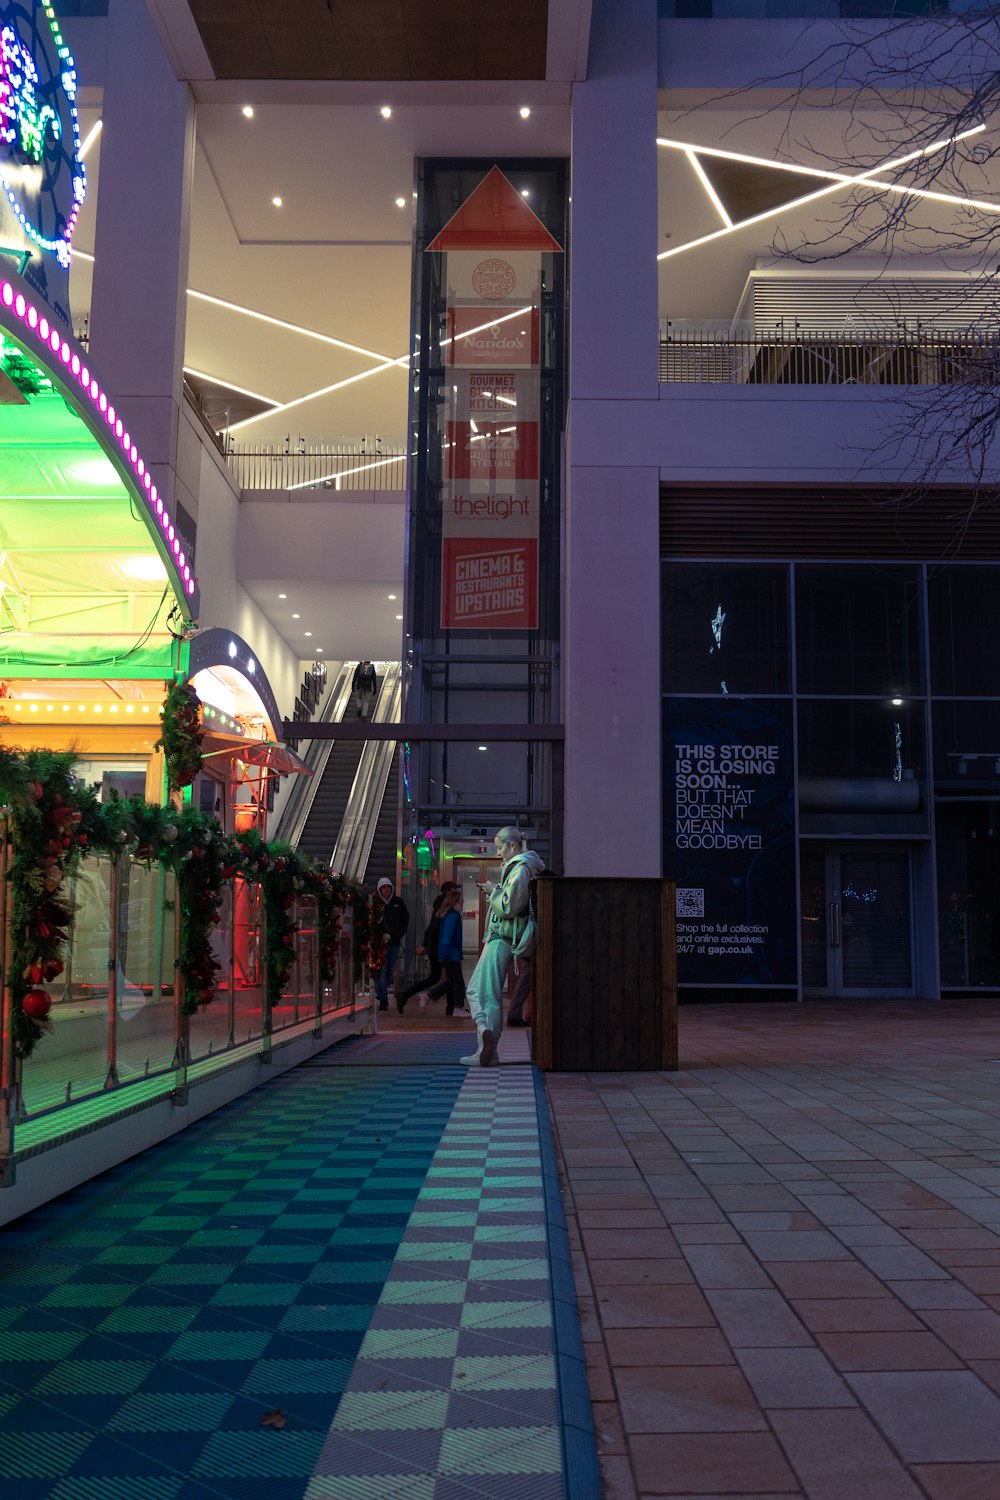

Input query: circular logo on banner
[472,258,516,299]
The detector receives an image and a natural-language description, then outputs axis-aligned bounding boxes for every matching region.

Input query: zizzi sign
[0,0,85,278]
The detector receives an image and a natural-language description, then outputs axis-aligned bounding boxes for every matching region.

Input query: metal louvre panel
[660,487,1000,560]
[737,272,1000,334]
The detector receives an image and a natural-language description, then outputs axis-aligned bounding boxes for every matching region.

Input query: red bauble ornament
[22,988,52,1020]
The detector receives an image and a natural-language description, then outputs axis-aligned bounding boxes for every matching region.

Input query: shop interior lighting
[395,197,406,208]
[79,119,102,158]
[380,106,392,119]
[657,124,990,260]
[242,105,254,118]
[519,107,531,119]
[271,195,282,207]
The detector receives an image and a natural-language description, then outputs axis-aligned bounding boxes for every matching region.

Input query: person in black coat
[397,880,459,1013]
[353,660,378,719]
[374,877,409,1010]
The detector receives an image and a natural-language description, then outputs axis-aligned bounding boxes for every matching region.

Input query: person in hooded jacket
[396,880,458,1013]
[462,826,544,1067]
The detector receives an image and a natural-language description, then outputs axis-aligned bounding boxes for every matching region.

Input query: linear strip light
[182,366,282,408]
[186,289,404,367]
[685,148,733,229]
[226,362,406,433]
[657,124,988,260]
[80,120,102,160]
[286,453,403,491]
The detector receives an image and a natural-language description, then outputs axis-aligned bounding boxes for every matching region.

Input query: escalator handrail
[330,662,401,882]
[275,662,354,846]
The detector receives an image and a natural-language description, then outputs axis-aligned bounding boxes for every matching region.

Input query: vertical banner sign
[428,168,562,630]
[664,698,797,986]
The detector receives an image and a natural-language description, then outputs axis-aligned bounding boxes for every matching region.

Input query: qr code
[676,888,704,918]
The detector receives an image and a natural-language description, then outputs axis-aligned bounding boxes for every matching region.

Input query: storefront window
[928,566,999,697]
[662,562,789,695]
[937,802,1000,989]
[795,563,924,696]
[798,699,926,834]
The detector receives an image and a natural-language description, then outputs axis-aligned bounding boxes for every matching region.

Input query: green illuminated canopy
[0,340,184,679]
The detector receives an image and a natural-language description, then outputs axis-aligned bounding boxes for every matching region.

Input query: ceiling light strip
[657,124,989,261]
[183,366,282,408]
[225,362,407,434]
[438,304,535,350]
[79,119,102,160]
[685,148,733,229]
[186,289,404,367]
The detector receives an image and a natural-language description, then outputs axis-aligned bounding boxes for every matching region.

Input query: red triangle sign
[427,167,563,253]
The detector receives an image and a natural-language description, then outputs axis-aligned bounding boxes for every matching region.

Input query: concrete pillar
[88,0,195,520]
[564,0,661,875]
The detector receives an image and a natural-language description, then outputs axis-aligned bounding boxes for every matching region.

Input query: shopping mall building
[0,0,999,1177]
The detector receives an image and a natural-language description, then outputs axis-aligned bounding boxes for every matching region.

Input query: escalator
[277,662,402,881]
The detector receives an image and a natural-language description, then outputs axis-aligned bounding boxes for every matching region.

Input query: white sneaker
[414,992,430,1011]
[451,1006,470,1016]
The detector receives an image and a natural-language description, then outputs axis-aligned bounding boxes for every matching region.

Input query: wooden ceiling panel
[196,23,277,79]
[264,25,345,80]
[189,0,260,22]
[190,0,549,80]
[335,22,411,82]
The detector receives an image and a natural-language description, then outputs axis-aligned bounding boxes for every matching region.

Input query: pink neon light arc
[0,277,199,605]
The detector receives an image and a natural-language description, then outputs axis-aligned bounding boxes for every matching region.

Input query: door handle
[829,903,841,948]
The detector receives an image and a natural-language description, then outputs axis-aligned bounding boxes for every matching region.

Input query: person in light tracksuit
[463,826,543,1067]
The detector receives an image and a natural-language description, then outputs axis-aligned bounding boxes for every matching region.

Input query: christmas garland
[155,679,204,791]
[0,749,360,1058]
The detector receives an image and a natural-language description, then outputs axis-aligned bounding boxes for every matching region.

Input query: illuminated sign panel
[0,0,85,314]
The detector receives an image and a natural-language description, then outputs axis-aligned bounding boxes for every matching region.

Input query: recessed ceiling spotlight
[520,188,530,198]
[395,614,403,620]
[278,593,287,599]
[271,195,283,207]
[388,594,397,600]
[380,105,392,119]
[242,105,254,118]
[304,631,312,637]
[316,647,324,653]
[395,197,406,208]
[478,745,488,752]
[519,106,531,119]
[292,613,300,619]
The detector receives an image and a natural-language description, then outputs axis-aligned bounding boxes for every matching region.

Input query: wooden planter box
[531,878,678,1071]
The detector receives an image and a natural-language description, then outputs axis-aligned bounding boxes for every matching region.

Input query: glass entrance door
[800,847,914,996]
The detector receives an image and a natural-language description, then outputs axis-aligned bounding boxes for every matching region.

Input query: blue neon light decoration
[0,1,85,268]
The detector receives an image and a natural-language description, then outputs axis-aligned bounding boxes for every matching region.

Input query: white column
[564,0,661,875]
[88,0,195,519]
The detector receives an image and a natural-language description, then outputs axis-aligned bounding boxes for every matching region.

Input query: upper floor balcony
[660,321,998,384]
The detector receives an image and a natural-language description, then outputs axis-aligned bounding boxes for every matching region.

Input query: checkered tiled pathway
[0,1039,596,1499]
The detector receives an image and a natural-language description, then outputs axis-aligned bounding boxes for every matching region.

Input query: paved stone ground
[546,998,1000,1500]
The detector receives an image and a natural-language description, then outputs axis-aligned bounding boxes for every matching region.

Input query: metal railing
[225,436,407,492]
[0,835,366,1174]
[659,324,1000,385]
